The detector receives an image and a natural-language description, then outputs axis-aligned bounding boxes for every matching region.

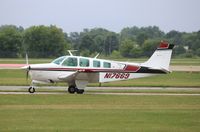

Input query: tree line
[0,25,200,58]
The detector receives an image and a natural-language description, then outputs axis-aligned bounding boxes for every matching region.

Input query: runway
[0,86,200,96]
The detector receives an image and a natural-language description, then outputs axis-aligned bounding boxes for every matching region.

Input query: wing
[58,71,80,81]
[57,71,91,89]
[58,70,99,83]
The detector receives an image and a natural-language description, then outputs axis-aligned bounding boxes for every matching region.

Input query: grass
[0,69,199,87]
[0,94,200,131]
[0,58,200,65]
[86,89,200,94]
[97,72,200,87]
[0,58,52,64]
[1,88,200,94]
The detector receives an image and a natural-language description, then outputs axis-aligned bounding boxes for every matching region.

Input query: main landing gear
[27,85,84,94]
[68,85,84,94]
[28,86,35,93]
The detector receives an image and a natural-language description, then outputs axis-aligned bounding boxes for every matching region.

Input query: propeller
[25,52,30,82]
[26,66,31,81]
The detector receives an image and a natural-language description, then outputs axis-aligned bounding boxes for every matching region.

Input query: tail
[142,41,174,72]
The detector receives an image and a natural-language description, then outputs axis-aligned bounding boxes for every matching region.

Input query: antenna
[67,50,77,56]
[94,53,100,58]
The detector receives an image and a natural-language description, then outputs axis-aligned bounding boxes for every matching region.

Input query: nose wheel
[68,85,84,94]
[28,86,35,93]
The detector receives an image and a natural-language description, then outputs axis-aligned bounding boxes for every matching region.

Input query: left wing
[58,71,80,81]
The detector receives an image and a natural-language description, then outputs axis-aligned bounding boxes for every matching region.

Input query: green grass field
[0,58,200,65]
[0,58,200,131]
[0,94,199,131]
[0,69,200,87]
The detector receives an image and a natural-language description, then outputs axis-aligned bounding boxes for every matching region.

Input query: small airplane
[22,41,174,94]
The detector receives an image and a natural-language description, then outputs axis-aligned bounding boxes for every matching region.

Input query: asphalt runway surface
[0,86,200,96]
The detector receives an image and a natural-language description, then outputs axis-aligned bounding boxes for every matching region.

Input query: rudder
[142,41,174,71]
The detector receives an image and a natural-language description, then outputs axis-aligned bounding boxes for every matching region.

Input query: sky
[0,0,200,33]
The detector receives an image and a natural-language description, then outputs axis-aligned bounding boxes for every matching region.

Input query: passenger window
[103,62,111,68]
[93,60,100,67]
[79,58,89,67]
[62,57,77,67]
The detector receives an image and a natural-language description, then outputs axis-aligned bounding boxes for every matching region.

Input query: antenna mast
[67,50,77,56]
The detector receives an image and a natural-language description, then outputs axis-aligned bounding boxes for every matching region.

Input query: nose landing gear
[28,86,35,93]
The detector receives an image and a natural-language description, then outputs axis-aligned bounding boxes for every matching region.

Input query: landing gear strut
[28,86,35,93]
[68,85,84,94]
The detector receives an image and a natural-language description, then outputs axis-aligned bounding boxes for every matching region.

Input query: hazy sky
[0,0,200,33]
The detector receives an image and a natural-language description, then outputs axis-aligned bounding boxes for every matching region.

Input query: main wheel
[28,86,35,93]
[77,89,84,94]
[68,85,76,94]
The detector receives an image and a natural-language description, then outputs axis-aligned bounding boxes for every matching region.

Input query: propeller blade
[26,70,29,81]
[26,66,31,82]
[26,53,29,65]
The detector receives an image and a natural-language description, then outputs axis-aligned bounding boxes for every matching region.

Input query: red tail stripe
[158,41,169,49]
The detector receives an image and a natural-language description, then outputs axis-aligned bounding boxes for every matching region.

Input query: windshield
[62,57,78,67]
[51,56,66,65]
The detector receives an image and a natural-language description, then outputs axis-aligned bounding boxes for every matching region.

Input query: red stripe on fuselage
[30,66,141,73]
[124,65,140,72]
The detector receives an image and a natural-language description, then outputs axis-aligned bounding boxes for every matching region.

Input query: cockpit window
[62,57,78,67]
[51,56,66,65]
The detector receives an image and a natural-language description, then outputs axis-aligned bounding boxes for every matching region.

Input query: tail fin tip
[157,41,174,50]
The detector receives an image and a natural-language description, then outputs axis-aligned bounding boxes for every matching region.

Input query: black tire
[28,87,35,93]
[77,89,84,94]
[68,86,76,94]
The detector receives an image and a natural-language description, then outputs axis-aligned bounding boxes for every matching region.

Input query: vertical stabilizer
[142,41,174,71]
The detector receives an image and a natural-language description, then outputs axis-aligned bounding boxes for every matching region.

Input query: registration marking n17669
[104,73,130,79]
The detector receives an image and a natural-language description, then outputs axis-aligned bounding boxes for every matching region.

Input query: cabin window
[52,56,65,65]
[93,60,100,67]
[103,62,111,68]
[79,58,89,67]
[62,57,77,67]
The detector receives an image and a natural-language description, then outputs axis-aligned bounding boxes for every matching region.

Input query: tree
[104,33,119,56]
[0,25,22,58]
[173,45,186,56]
[110,50,122,59]
[120,26,164,44]
[165,30,183,45]
[142,39,160,56]
[136,32,148,45]
[24,25,69,58]
[79,34,95,55]
[120,39,141,57]
[69,32,80,49]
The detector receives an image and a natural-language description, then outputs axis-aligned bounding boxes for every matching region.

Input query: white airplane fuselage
[28,58,155,84]
[22,41,174,94]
